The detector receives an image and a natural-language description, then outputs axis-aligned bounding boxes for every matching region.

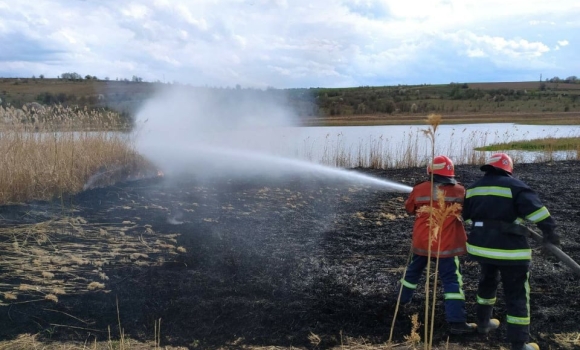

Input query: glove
[542,230,561,247]
[541,230,561,259]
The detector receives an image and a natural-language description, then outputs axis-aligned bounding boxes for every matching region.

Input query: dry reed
[309,122,580,170]
[0,216,186,307]
[0,105,156,204]
[403,313,422,347]
[417,189,463,348]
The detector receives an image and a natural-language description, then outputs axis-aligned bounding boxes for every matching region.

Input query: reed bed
[0,105,155,204]
[310,127,580,170]
[2,104,577,204]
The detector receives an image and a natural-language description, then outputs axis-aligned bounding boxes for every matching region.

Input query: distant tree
[131,75,143,82]
[382,101,396,114]
[39,74,44,79]
[61,72,82,81]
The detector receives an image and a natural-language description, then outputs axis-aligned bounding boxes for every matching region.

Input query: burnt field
[0,161,579,349]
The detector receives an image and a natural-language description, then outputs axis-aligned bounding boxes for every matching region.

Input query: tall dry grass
[0,105,155,204]
[420,113,441,350]
[310,126,580,170]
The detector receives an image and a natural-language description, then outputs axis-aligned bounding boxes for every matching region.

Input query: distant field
[0,78,155,96]
[467,81,580,91]
[304,111,580,126]
[0,77,157,115]
[476,136,580,151]
[1,77,579,126]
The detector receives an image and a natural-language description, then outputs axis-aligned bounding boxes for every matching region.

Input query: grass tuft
[87,282,105,291]
[403,313,422,347]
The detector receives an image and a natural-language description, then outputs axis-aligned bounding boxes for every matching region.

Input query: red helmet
[427,155,455,177]
[481,153,513,174]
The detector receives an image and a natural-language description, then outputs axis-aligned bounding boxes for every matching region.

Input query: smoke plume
[135,85,303,178]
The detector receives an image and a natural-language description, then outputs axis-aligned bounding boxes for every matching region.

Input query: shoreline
[302,111,580,126]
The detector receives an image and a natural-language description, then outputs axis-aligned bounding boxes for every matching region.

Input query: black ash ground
[1,161,579,349]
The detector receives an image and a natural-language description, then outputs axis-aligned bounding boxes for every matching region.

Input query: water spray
[186,146,413,193]
[134,86,413,193]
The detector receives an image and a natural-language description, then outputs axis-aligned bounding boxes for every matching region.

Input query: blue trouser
[399,254,467,322]
[476,263,530,344]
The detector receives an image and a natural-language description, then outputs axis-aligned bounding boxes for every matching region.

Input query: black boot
[477,318,500,334]
[476,304,500,334]
[511,342,539,350]
[449,322,477,335]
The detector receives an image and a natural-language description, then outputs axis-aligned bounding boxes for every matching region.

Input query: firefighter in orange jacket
[399,155,476,334]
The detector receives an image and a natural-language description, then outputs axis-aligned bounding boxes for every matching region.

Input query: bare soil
[0,161,579,349]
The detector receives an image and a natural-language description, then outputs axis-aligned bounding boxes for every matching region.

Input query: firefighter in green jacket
[462,153,560,350]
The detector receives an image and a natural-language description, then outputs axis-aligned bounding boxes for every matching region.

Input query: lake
[193,123,580,168]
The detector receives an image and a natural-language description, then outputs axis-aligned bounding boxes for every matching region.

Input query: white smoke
[134,85,411,192]
[134,85,303,177]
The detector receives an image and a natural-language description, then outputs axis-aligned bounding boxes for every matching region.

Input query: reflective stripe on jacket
[405,180,467,258]
[462,171,556,265]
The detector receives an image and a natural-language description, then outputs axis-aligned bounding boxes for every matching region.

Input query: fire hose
[524,226,580,277]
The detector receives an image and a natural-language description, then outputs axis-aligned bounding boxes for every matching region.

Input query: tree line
[59,72,144,82]
[1,74,578,120]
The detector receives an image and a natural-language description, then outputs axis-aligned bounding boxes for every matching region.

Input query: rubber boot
[511,342,539,350]
[476,304,499,334]
[478,318,500,334]
[449,322,477,335]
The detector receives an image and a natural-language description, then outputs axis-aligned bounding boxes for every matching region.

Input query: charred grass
[0,161,579,349]
[0,109,578,349]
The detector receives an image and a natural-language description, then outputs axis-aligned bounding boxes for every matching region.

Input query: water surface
[197,123,580,167]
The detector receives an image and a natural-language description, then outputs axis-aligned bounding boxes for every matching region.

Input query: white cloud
[0,0,578,86]
[444,31,551,63]
[466,48,486,58]
[529,20,556,26]
[121,3,151,19]
[175,4,208,30]
[56,29,78,45]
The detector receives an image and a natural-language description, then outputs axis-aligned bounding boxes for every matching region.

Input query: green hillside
[1,77,579,126]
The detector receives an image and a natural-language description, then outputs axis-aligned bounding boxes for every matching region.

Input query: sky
[0,0,578,88]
